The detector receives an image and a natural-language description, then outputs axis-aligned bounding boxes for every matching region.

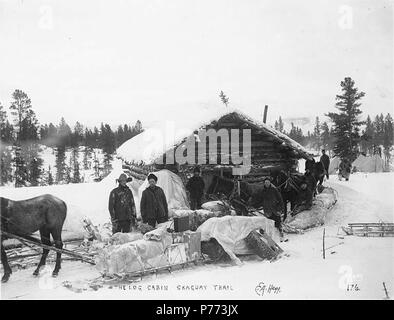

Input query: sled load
[351,154,385,173]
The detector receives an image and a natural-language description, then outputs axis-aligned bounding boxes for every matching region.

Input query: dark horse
[276,160,326,216]
[206,175,262,215]
[1,194,67,283]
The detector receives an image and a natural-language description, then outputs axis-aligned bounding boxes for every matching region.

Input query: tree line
[0,89,143,187]
[274,77,393,167]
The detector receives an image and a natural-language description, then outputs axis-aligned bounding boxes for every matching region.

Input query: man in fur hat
[140,173,169,227]
[108,173,136,234]
[186,167,205,210]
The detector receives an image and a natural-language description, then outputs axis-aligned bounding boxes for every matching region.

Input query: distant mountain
[281,116,315,134]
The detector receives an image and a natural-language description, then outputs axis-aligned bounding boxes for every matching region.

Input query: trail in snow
[1,173,393,300]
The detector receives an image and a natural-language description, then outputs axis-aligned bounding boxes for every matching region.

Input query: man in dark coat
[249,178,285,240]
[291,178,313,216]
[320,149,330,181]
[108,174,136,234]
[140,173,169,228]
[186,167,205,210]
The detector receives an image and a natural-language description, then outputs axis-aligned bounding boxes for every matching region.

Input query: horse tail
[62,200,67,215]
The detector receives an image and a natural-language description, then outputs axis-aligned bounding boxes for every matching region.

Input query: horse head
[314,161,325,179]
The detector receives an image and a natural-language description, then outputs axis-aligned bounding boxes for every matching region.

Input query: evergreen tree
[219,90,229,108]
[313,116,321,151]
[0,103,14,144]
[134,120,143,133]
[71,121,84,147]
[57,117,72,147]
[29,153,43,186]
[47,166,54,185]
[0,145,13,185]
[321,122,331,152]
[93,126,100,148]
[65,157,72,184]
[327,77,365,161]
[71,147,81,183]
[116,125,124,147]
[360,115,374,155]
[47,122,57,147]
[55,146,66,183]
[288,123,304,144]
[13,145,28,187]
[383,113,393,166]
[83,146,92,170]
[39,124,49,141]
[9,90,38,142]
[100,123,116,155]
[278,116,284,133]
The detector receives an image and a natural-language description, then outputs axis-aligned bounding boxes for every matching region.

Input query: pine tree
[327,77,365,161]
[383,113,393,167]
[93,126,100,148]
[47,166,54,185]
[274,120,279,131]
[321,122,331,151]
[313,116,321,151]
[71,121,84,147]
[288,123,304,144]
[71,147,81,183]
[55,146,66,183]
[100,123,116,155]
[116,125,124,147]
[219,90,229,108]
[360,115,374,155]
[0,145,13,185]
[9,89,31,140]
[134,120,143,134]
[29,154,43,186]
[278,116,284,133]
[13,145,28,187]
[83,146,92,170]
[57,117,72,147]
[47,122,57,147]
[0,103,14,144]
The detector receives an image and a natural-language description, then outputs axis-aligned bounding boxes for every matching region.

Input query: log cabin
[116,108,313,190]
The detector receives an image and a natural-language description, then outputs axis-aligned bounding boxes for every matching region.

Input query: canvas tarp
[196,215,280,265]
[352,154,385,173]
[283,187,337,230]
[136,169,189,218]
[95,222,173,275]
[328,156,341,175]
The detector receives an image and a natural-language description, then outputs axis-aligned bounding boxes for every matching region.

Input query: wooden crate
[245,229,283,261]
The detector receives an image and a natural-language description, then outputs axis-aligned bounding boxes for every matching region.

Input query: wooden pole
[263,105,268,123]
[2,231,95,265]
[383,282,390,299]
[322,228,326,259]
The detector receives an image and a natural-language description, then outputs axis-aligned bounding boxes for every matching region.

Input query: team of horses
[206,159,325,218]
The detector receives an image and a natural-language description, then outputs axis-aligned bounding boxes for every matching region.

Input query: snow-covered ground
[1,172,393,300]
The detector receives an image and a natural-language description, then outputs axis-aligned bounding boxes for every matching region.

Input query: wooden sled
[345,223,394,237]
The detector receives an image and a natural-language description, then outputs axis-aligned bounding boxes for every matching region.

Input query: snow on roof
[116,106,313,164]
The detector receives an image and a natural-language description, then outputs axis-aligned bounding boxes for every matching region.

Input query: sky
[0,0,392,131]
